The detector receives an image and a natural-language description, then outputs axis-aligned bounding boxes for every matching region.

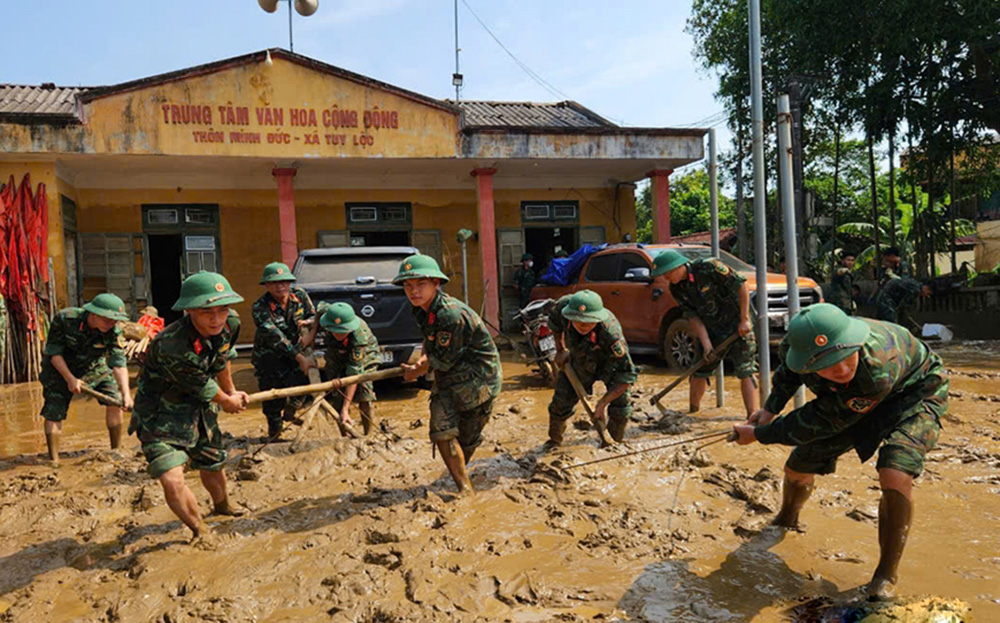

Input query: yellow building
[0,49,705,340]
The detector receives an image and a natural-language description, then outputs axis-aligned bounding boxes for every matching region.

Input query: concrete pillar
[272,167,298,267]
[647,169,674,243]
[471,168,499,330]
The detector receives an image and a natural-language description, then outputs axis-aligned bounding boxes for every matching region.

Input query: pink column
[272,167,298,267]
[647,169,674,243]
[471,168,499,330]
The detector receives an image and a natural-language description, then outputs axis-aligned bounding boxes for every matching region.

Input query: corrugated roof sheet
[457,100,616,129]
[0,84,89,120]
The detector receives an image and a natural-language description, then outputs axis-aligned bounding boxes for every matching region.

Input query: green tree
[634,168,737,243]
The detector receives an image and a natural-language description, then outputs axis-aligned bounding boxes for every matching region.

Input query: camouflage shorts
[786,404,942,478]
[694,330,759,380]
[548,371,631,440]
[139,410,227,479]
[40,372,121,422]
[429,395,494,451]
[326,364,377,406]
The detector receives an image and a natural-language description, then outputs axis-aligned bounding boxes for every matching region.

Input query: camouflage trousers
[325,363,377,409]
[254,365,310,433]
[876,298,918,334]
[787,370,948,478]
[694,328,759,380]
[137,406,227,479]
[548,370,631,442]
[39,364,121,421]
[429,394,494,456]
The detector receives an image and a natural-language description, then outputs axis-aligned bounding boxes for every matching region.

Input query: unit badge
[612,340,627,358]
[437,331,452,347]
[846,396,877,414]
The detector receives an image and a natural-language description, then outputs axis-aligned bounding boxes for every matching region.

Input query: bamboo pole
[246,367,405,404]
[80,384,126,409]
[290,391,329,451]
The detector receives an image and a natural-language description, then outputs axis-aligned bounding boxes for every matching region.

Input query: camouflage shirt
[830,266,855,313]
[757,319,947,461]
[130,311,240,444]
[41,308,127,379]
[323,319,381,377]
[875,276,922,321]
[549,295,637,386]
[513,267,537,304]
[251,286,315,368]
[669,259,747,337]
[877,260,912,288]
[413,291,502,412]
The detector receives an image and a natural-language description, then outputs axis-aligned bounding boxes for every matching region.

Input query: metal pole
[749,0,771,401]
[778,95,805,408]
[709,129,726,409]
[454,0,461,102]
[461,239,469,304]
[288,0,294,52]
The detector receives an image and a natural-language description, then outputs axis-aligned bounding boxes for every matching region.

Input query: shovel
[561,360,614,448]
[649,332,740,415]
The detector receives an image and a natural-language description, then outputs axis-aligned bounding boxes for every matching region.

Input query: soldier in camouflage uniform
[651,249,759,418]
[830,252,856,315]
[321,302,381,435]
[39,293,133,463]
[875,275,931,333]
[733,303,948,600]
[395,255,502,494]
[130,272,248,541]
[512,253,537,309]
[251,262,318,440]
[546,290,637,446]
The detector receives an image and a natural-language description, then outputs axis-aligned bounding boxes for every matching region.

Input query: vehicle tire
[662,317,701,371]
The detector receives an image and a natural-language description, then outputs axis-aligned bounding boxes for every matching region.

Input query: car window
[585,254,620,282]
[652,247,754,272]
[617,252,649,279]
[296,255,406,284]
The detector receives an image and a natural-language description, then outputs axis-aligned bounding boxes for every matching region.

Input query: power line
[459,0,568,101]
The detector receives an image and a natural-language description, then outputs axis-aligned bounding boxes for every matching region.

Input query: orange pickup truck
[530,243,824,369]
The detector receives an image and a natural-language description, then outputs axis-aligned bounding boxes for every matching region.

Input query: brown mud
[1,347,997,622]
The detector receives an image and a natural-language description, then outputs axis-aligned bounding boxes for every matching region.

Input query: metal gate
[497,228,526,330]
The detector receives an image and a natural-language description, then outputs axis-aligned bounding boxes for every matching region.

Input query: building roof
[669,227,738,246]
[0,84,92,123]
[455,100,616,130]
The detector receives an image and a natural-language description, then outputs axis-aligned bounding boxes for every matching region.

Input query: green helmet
[392,254,449,284]
[785,303,871,373]
[260,261,296,284]
[83,293,129,321]
[561,290,610,323]
[521,252,533,261]
[650,250,689,277]
[173,271,245,311]
[320,302,361,333]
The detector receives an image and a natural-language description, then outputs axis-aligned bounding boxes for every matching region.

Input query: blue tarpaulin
[539,244,604,286]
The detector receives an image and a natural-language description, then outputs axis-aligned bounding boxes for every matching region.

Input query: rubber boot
[772,476,814,529]
[436,439,473,493]
[108,425,122,450]
[45,432,61,464]
[606,416,627,443]
[545,417,567,448]
[359,402,374,436]
[267,419,283,440]
[282,402,303,425]
[867,489,913,601]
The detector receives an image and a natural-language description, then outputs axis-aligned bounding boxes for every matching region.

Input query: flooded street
[1,347,996,622]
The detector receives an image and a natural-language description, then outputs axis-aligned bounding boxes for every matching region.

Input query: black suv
[293,246,422,369]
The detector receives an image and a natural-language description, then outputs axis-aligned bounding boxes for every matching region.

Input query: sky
[2,0,730,169]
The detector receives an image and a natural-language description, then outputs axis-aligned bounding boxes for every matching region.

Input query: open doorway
[524,226,578,276]
[147,234,184,325]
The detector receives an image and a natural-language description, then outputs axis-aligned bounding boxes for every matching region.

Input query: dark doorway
[147,234,184,325]
[350,230,411,247]
[525,226,577,274]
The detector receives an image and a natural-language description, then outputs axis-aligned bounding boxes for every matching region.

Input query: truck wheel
[663,318,700,371]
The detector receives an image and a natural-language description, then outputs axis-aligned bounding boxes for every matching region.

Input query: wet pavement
[0,346,996,622]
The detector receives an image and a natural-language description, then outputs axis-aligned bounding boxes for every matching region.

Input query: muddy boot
[688,404,700,414]
[772,476,814,529]
[436,439,473,494]
[867,489,913,601]
[45,432,61,464]
[606,417,627,443]
[359,403,374,436]
[282,402,304,426]
[545,418,567,449]
[107,425,122,450]
[267,419,283,441]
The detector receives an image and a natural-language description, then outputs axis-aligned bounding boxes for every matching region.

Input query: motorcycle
[513,298,558,384]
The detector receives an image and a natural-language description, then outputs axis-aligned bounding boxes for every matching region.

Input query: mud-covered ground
[1,343,997,622]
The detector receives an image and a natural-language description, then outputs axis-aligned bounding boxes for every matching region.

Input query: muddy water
[0,348,996,622]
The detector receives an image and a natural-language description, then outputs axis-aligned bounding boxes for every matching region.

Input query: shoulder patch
[713,260,731,275]
[117,335,126,348]
[846,396,877,414]
[351,347,364,362]
[437,331,452,347]
[220,343,230,353]
[612,339,627,358]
